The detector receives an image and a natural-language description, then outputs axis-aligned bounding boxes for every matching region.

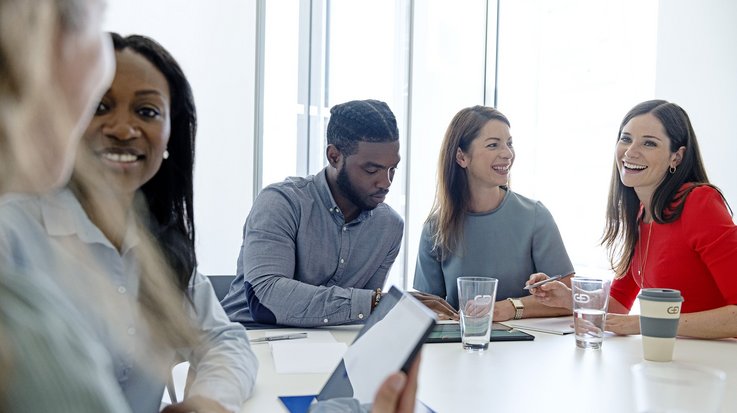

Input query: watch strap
[507,297,524,320]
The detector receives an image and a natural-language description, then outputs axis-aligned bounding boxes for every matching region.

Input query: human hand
[604,313,640,335]
[161,396,231,413]
[460,295,493,319]
[410,292,459,321]
[527,273,573,310]
[574,317,602,338]
[371,353,421,413]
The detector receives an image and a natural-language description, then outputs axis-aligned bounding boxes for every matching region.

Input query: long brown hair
[602,100,727,277]
[427,106,510,259]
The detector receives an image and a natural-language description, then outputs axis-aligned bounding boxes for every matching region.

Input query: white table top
[241,323,737,413]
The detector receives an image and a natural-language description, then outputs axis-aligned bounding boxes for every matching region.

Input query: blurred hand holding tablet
[317,287,436,404]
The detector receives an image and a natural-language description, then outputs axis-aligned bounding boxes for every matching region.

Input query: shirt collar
[40,188,140,251]
[315,168,374,223]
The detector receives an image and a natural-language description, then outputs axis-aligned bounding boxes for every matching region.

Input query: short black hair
[326,99,399,156]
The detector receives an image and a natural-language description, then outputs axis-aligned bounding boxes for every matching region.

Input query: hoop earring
[163,150,170,160]
[669,165,676,174]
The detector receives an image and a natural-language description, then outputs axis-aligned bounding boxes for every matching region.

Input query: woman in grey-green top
[0,0,129,411]
[413,106,575,322]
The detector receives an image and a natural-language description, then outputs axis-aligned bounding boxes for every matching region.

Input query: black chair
[207,275,236,301]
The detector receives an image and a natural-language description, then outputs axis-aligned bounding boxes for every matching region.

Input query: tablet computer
[317,286,436,404]
[425,322,534,343]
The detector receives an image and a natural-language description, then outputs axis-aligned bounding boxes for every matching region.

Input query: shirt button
[117,286,127,294]
[127,327,136,336]
[342,226,347,231]
[323,318,329,323]
[358,313,364,319]
[340,258,344,264]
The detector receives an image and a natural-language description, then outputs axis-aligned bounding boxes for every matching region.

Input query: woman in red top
[529,100,737,339]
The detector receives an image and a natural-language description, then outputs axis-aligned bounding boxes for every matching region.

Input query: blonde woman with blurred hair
[0,0,130,411]
[0,32,258,413]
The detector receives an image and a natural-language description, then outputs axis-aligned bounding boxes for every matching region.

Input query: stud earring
[163,150,170,160]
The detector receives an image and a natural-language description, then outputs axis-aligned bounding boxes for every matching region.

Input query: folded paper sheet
[501,316,575,335]
[271,341,348,374]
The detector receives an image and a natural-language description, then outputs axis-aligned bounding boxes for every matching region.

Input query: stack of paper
[271,339,347,374]
[501,316,574,335]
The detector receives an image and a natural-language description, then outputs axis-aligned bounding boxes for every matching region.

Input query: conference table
[241,322,737,412]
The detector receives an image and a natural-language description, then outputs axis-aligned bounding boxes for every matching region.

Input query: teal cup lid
[638,288,683,302]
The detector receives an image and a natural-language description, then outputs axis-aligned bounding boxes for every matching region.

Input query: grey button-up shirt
[222,168,404,327]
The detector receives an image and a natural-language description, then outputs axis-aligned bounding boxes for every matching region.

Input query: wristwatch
[507,297,524,320]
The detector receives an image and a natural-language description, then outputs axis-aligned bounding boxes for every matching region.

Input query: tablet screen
[425,322,535,343]
[317,287,436,403]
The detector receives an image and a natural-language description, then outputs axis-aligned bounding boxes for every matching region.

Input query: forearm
[677,305,737,339]
[495,296,570,321]
[607,297,630,314]
[606,304,737,338]
[187,342,258,412]
[519,295,571,318]
[248,276,373,326]
[185,274,259,408]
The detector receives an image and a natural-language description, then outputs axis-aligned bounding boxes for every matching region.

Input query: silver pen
[251,332,308,343]
[523,273,575,290]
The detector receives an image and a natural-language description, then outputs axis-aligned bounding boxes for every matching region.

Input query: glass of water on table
[571,277,610,349]
[457,277,498,351]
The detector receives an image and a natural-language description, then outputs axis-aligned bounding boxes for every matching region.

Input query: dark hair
[110,33,197,292]
[602,99,726,277]
[428,106,511,258]
[326,99,399,156]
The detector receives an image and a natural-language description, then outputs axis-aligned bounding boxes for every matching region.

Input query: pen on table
[251,332,308,343]
[523,273,575,290]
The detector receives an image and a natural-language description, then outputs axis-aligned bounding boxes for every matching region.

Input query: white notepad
[501,316,575,335]
[271,341,347,374]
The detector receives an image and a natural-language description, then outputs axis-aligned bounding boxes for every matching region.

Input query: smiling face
[456,119,514,190]
[616,113,684,203]
[77,48,171,197]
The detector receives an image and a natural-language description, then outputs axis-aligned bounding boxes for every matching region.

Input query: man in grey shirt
[222,99,404,327]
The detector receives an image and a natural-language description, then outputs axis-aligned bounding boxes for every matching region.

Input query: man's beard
[336,166,377,212]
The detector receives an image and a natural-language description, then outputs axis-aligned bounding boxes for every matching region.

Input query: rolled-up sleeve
[180,272,258,412]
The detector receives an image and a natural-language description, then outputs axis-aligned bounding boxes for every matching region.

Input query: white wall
[494,0,659,277]
[100,1,736,281]
[405,1,489,287]
[655,0,737,211]
[104,1,257,275]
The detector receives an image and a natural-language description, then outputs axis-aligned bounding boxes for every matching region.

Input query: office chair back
[207,275,236,302]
